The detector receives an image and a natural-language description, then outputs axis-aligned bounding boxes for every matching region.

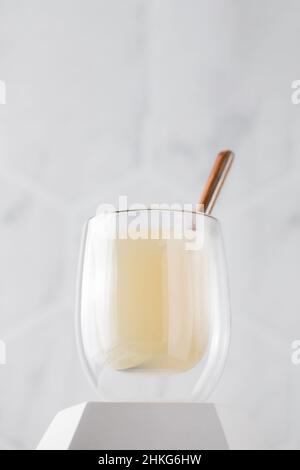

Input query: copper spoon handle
[198,150,235,215]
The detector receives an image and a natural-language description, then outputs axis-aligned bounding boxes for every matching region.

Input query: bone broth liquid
[100,236,210,373]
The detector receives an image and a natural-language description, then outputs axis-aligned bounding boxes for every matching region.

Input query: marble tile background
[0,0,300,449]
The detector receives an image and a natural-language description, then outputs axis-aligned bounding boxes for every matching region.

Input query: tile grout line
[0,165,71,214]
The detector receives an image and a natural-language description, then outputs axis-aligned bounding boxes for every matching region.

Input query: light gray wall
[0,0,300,449]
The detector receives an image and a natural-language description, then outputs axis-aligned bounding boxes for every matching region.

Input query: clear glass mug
[76,209,230,402]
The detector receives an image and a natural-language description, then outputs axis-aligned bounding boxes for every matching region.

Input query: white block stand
[37,402,229,450]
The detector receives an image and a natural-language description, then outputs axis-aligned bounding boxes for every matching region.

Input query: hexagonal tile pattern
[0,0,300,450]
[212,316,289,449]
[222,176,300,339]
[0,177,68,333]
[149,0,298,204]
[0,0,146,204]
[0,307,97,449]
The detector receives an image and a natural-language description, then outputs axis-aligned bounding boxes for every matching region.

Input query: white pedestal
[37,402,229,450]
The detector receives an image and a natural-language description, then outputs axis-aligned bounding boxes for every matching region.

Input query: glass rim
[90,208,218,222]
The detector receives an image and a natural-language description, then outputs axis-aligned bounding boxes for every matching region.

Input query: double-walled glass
[76,209,230,402]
